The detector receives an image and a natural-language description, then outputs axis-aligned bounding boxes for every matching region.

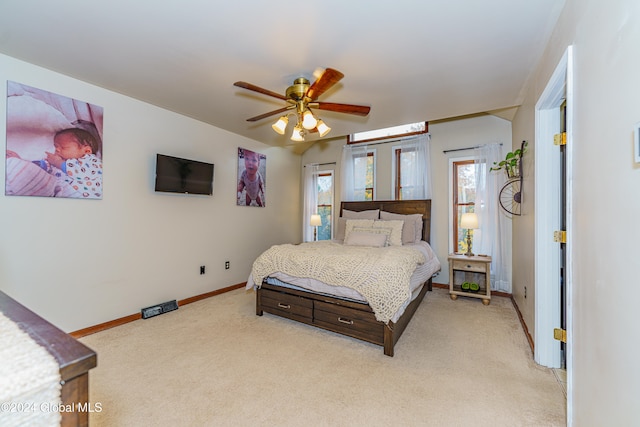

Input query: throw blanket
[251,241,426,324]
[0,312,61,427]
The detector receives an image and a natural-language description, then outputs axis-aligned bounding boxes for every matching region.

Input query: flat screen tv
[155,154,214,195]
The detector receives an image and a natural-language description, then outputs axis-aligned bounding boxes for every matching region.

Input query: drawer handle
[466,264,472,268]
[277,303,291,309]
[338,317,354,325]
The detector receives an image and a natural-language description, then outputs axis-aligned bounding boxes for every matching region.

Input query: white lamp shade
[290,124,304,141]
[302,110,318,130]
[272,116,288,134]
[460,212,478,229]
[316,119,331,137]
[310,214,322,226]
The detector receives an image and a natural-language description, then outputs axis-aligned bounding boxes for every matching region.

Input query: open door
[558,101,568,369]
[534,46,573,370]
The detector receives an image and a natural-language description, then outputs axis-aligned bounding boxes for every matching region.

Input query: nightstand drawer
[451,259,487,273]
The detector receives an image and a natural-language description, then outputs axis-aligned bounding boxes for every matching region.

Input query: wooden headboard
[340,199,432,243]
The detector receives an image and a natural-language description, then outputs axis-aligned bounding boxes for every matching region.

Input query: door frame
[534,45,573,409]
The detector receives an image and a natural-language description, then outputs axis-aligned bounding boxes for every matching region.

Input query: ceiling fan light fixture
[302,110,318,130]
[235,68,369,140]
[272,116,288,134]
[316,119,331,137]
[291,124,305,142]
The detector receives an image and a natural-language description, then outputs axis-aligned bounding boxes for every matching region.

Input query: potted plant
[490,141,527,178]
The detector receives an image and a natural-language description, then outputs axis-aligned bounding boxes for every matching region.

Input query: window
[343,123,430,202]
[348,121,428,144]
[316,172,334,240]
[390,135,432,201]
[352,151,375,200]
[453,160,478,252]
[393,146,417,200]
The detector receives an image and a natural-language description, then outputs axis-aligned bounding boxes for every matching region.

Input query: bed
[246,199,440,356]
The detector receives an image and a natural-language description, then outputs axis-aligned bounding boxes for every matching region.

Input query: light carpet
[80,287,566,426]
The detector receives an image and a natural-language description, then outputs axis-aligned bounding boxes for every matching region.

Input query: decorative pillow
[380,211,424,243]
[344,219,375,242]
[373,219,404,246]
[335,217,348,241]
[351,226,392,246]
[335,210,380,241]
[344,231,388,247]
[342,209,379,219]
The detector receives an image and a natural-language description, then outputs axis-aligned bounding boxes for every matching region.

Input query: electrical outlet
[200,265,205,275]
[225,261,230,270]
[524,286,527,298]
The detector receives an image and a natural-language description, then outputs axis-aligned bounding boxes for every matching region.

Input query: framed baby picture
[237,147,266,207]
[5,81,104,199]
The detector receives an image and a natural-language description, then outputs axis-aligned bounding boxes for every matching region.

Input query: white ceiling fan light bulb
[272,116,288,135]
[302,110,317,130]
[316,119,331,137]
[291,124,305,142]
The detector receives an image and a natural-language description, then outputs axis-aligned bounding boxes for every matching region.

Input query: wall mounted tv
[155,154,214,196]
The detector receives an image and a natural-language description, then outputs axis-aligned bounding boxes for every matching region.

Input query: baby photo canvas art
[237,147,266,207]
[5,81,104,199]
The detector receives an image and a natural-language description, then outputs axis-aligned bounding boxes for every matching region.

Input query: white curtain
[303,164,319,242]
[340,144,368,201]
[473,143,512,292]
[397,133,433,199]
[340,134,432,201]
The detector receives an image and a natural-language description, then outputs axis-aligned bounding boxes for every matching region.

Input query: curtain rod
[443,142,502,154]
[304,162,336,167]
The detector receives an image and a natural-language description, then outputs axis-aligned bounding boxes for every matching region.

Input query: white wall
[512,0,640,423]
[302,115,513,286]
[0,54,302,332]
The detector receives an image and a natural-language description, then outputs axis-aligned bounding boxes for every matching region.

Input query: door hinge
[553,230,567,243]
[553,132,567,146]
[554,328,567,343]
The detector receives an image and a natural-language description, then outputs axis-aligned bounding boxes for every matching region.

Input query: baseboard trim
[510,296,535,355]
[70,282,246,339]
[178,283,245,306]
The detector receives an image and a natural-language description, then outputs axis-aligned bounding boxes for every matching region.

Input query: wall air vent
[141,299,178,319]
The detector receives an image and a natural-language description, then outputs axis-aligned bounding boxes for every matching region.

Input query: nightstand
[448,254,492,305]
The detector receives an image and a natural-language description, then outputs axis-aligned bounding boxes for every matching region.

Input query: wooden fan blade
[306,68,344,100]
[246,106,292,122]
[313,102,371,117]
[234,81,287,101]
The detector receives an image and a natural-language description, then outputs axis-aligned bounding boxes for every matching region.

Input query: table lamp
[310,214,322,241]
[460,213,478,256]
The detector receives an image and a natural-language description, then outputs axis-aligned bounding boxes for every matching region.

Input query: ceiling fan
[233,68,371,141]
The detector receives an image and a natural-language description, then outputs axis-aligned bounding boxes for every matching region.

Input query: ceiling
[0,1,565,154]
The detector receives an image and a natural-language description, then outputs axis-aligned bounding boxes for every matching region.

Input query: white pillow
[352,226,392,246]
[344,219,375,242]
[342,209,379,219]
[380,211,423,243]
[344,231,388,247]
[335,217,347,241]
[373,220,404,246]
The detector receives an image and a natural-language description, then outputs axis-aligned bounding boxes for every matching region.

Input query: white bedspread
[248,241,441,324]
